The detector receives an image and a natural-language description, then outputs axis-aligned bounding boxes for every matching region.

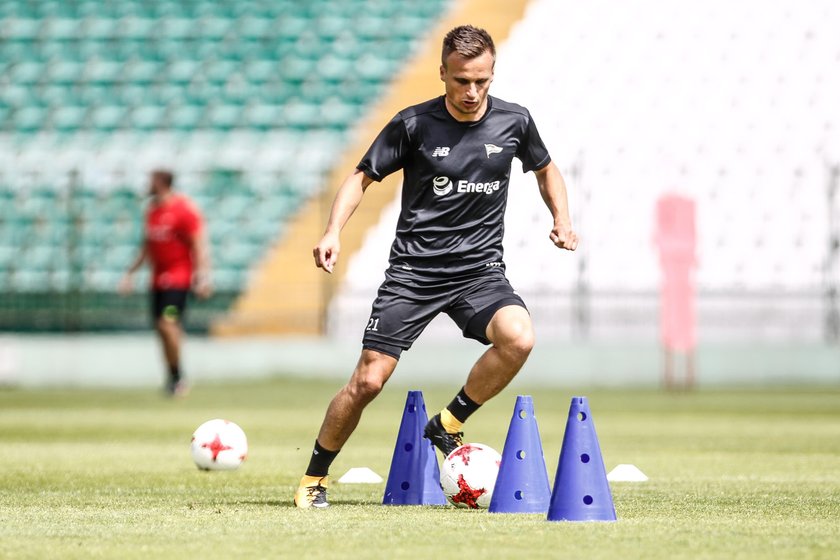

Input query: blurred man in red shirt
[120,170,212,396]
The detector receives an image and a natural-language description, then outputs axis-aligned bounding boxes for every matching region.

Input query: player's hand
[549,222,579,251]
[118,273,133,295]
[194,274,213,299]
[313,232,340,273]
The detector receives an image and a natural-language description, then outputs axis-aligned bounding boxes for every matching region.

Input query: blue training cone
[489,395,551,513]
[547,396,617,522]
[382,390,447,505]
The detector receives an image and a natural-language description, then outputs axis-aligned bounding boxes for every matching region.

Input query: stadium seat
[0,0,451,330]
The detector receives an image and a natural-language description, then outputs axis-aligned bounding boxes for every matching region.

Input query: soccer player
[119,170,212,396]
[294,25,578,508]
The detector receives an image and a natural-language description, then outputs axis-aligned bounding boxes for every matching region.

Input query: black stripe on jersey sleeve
[357,114,411,182]
[517,109,552,173]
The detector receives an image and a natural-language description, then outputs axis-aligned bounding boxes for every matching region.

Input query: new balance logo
[484,144,503,158]
[432,146,450,157]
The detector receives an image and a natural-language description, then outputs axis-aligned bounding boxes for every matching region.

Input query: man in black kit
[295,25,578,508]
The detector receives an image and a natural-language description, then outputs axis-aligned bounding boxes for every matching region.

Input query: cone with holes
[382,390,447,505]
[489,395,551,513]
[547,396,617,521]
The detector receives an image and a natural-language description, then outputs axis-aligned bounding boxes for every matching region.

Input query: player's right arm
[313,170,375,273]
[118,243,148,294]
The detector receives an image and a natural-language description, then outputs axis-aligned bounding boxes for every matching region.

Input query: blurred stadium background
[1,0,839,387]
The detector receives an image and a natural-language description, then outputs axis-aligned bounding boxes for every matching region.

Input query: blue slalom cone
[547,396,617,522]
[489,395,551,513]
[382,390,447,505]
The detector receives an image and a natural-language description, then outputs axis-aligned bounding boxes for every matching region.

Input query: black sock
[445,386,481,423]
[305,440,340,477]
[169,364,181,383]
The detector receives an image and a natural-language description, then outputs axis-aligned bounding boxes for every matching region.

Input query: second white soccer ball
[190,419,248,471]
[440,443,501,509]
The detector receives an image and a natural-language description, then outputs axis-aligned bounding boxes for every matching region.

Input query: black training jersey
[357,95,551,279]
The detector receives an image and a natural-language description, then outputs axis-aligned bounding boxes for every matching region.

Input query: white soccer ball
[190,419,248,471]
[440,443,501,509]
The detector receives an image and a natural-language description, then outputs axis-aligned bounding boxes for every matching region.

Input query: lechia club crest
[433,176,454,196]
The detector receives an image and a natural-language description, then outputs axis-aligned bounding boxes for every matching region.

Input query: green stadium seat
[199,17,231,39]
[84,60,123,84]
[212,268,245,291]
[2,84,33,108]
[10,270,52,292]
[318,55,355,82]
[47,60,84,85]
[83,17,117,40]
[0,245,15,270]
[89,105,127,131]
[0,0,451,318]
[130,105,166,130]
[120,17,155,39]
[236,16,272,39]
[23,245,57,270]
[117,84,151,106]
[168,104,204,129]
[9,61,43,84]
[50,106,89,132]
[42,17,80,40]
[281,57,316,82]
[160,18,194,39]
[282,101,320,129]
[355,54,393,81]
[204,60,238,84]
[165,59,201,84]
[123,60,160,84]
[206,104,242,130]
[1,18,40,39]
[243,104,280,130]
[244,60,275,83]
[275,16,309,40]
[40,84,78,106]
[155,84,186,105]
[13,106,48,133]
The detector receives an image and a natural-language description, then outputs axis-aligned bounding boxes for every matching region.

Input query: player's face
[440,50,494,121]
[148,175,168,199]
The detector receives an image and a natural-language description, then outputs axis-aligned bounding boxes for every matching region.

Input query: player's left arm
[185,204,213,298]
[535,161,579,251]
[189,225,213,298]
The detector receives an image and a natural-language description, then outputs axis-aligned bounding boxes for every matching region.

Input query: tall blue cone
[382,390,447,505]
[547,396,617,522]
[489,395,551,513]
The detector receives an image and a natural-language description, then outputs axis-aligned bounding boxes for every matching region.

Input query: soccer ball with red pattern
[190,419,248,471]
[440,443,501,509]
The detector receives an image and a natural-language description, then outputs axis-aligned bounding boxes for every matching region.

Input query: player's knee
[495,319,534,362]
[156,318,181,343]
[348,353,393,401]
[348,371,386,401]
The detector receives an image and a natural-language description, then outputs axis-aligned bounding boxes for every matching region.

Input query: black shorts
[151,289,189,323]
[362,268,527,360]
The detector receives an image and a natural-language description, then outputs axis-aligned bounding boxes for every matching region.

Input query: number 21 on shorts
[366,317,380,332]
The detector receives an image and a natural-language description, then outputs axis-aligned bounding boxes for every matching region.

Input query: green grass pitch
[1,378,839,559]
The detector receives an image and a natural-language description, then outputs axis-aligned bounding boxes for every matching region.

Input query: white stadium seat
[330,0,840,342]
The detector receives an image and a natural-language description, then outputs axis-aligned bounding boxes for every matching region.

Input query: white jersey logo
[432,176,454,196]
[432,146,450,157]
[484,143,503,158]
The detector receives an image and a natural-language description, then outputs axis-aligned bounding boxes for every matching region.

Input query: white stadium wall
[330,0,840,345]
